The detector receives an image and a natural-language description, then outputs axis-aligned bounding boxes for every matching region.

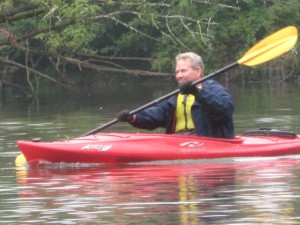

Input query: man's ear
[196,67,202,78]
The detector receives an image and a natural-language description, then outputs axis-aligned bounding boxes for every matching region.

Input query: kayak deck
[16,131,300,165]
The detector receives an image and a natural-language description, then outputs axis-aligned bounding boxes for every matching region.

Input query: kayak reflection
[15,158,300,224]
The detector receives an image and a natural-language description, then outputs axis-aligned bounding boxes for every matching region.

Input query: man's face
[175,58,202,84]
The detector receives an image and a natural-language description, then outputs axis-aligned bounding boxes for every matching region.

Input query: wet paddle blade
[15,153,27,167]
[238,26,298,66]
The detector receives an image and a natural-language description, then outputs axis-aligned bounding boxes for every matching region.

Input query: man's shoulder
[203,79,223,87]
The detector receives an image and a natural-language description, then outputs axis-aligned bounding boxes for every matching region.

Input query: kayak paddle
[83,25,298,136]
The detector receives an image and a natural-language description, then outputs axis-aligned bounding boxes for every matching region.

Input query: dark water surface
[1,82,300,224]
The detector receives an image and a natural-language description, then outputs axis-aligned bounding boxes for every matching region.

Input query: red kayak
[16,129,300,165]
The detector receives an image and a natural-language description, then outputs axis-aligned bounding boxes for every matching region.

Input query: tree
[0,0,299,96]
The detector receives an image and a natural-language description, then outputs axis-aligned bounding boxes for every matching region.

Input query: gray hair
[176,52,204,74]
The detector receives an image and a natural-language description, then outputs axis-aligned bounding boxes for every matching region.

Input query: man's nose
[176,71,183,78]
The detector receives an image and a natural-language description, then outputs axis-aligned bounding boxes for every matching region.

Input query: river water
[1,81,300,224]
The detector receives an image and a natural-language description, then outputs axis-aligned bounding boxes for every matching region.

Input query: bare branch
[25,39,35,94]
[0,52,69,88]
[89,0,173,7]
[61,55,173,76]
[0,3,45,25]
[192,0,241,10]
[109,16,160,42]
[165,16,190,51]
[10,43,172,77]
[0,3,39,20]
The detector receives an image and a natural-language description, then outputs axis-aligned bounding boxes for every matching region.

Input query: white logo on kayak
[81,144,112,151]
[180,141,203,148]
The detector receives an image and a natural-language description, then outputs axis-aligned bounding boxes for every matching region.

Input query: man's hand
[117,110,134,122]
[179,81,198,95]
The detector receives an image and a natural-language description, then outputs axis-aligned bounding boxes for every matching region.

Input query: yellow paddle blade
[238,26,298,66]
[15,153,27,167]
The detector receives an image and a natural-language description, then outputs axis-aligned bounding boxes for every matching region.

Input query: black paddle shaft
[82,62,238,136]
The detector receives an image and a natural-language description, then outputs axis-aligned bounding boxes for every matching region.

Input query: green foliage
[31,0,103,54]
[1,0,300,90]
[0,0,13,11]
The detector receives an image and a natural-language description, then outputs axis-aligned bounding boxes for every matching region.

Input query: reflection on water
[2,82,300,224]
[10,158,300,224]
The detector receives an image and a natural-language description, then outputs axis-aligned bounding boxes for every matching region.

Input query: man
[117,52,235,139]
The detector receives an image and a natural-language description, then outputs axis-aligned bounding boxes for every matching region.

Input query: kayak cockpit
[243,128,299,139]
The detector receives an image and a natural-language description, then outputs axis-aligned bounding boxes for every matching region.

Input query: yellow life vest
[175,93,195,132]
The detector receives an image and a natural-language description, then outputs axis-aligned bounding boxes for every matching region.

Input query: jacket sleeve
[196,80,234,122]
[131,97,175,130]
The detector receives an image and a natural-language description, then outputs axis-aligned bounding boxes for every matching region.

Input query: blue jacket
[132,80,235,139]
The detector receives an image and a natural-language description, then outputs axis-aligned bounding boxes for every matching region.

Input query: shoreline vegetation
[0,1,299,96]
